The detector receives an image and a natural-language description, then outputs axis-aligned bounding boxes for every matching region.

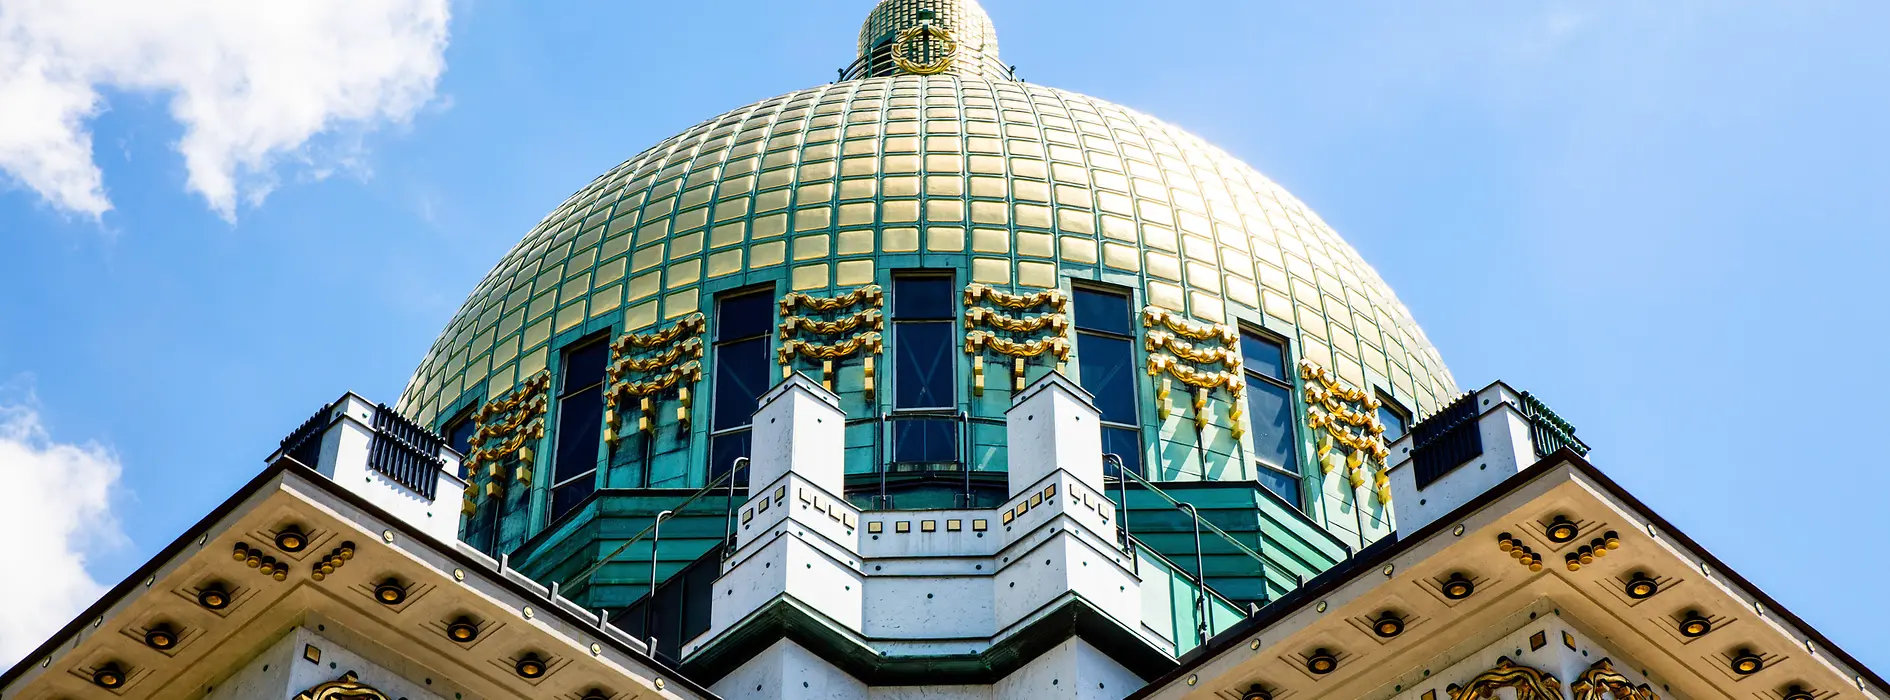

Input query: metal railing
[1104,454,1308,608]
[1519,391,1589,457]
[562,466,741,597]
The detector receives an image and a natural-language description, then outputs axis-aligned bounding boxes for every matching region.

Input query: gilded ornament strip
[1300,358,1391,500]
[1445,657,1563,700]
[964,330,1071,360]
[779,332,884,364]
[1141,307,1237,345]
[965,306,1067,334]
[781,309,884,337]
[610,338,703,378]
[962,283,1068,311]
[1146,329,1242,367]
[779,284,883,314]
[612,313,707,352]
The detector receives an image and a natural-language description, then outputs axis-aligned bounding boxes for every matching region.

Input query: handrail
[1109,459,1302,598]
[564,467,739,592]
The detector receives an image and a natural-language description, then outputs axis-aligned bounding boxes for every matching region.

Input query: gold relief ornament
[964,330,1072,360]
[605,361,703,438]
[965,306,1067,334]
[780,285,883,315]
[1142,307,1238,345]
[963,283,1068,311]
[613,313,706,353]
[1446,657,1562,700]
[295,672,390,700]
[611,338,703,377]
[891,22,958,75]
[1146,354,1245,393]
[781,309,883,337]
[1146,330,1242,367]
[778,332,884,391]
[1572,659,1659,700]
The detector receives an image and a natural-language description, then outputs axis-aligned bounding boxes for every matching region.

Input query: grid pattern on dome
[394,75,1457,429]
[856,0,1007,80]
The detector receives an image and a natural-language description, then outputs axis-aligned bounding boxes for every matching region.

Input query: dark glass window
[1075,285,1141,476]
[892,418,957,463]
[1241,330,1302,508]
[893,276,955,409]
[445,416,477,457]
[710,289,775,485]
[550,339,609,522]
[1377,398,1410,443]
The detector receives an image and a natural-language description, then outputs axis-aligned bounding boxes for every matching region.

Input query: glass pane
[712,337,771,430]
[717,291,774,341]
[710,431,751,486]
[553,385,602,483]
[895,321,955,408]
[563,341,610,392]
[1245,381,1297,472]
[1256,467,1302,509]
[446,418,477,456]
[892,418,958,463]
[893,276,954,319]
[1076,332,1137,424]
[1102,426,1142,478]
[1074,287,1132,335]
[1240,331,1286,382]
[551,478,595,523]
[1378,404,1408,442]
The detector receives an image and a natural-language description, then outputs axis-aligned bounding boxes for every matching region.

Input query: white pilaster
[1005,372,1105,498]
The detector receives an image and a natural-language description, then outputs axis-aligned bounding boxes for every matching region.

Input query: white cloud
[0,400,124,666]
[0,0,451,221]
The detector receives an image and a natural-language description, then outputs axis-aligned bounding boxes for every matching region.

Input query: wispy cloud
[0,385,124,666]
[0,0,452,222]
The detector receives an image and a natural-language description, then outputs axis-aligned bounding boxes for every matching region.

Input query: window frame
[887,270,963,470]
[1072,282,1143,478]
[1238,324,1303,508]
[1375,391,1411,444]
[707,285,779,486]
[548,334,611,522]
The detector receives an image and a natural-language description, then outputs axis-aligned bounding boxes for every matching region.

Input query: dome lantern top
[852,0,1010,81]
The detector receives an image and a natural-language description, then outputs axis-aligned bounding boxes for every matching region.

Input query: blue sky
[1,0,1885,668]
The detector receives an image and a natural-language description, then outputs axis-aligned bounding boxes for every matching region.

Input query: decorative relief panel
[294,672,391,700]
[1301,359,1393,503]
[962,283,1069,394]
[778,285,885,395]
[1445,657,1561,700]
[605,313,706,442]
[462,371,549,513]
[1142,307,1245,434]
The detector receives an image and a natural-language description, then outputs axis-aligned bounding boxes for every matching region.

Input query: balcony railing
[1519,391,1589,458]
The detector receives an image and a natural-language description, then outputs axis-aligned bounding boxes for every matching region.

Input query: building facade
[2,3,1880,700]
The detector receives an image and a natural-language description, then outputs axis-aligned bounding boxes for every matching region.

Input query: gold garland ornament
[1572,659,1659,700]
[605,317,709,442]
[295,672,390,700]
[462,372,550,513]
[966,330,1071,393]
[779,331,883,392]
[965,306,1067,334]
[1299,359,1392,500]
[780,285,882,315]
[612,313,706,353]
[1147,354,1247,430]
[1142,307,1237,345]
[891,23,959,76]
[1146,330,1242,367]
[963,283,1068,311]
[782,308,883,337]
[1446,657,1562,700]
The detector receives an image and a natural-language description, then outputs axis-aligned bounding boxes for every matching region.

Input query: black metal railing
[277,402,333,470]
[368,403,447,499]
[1411,392,1484,490]
[1519,391,1589,458]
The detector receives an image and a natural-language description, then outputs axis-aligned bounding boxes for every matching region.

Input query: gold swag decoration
[295,672,390,700]
[1572,659,1660,700]
[777,285,885,396]
[605,315,708,442]
[463,371,550,513]
[891,23,958,76]
[1301,359,1393,503]
[962,284,1069,394]
[1140,307,1245,435]
[1446,657,1562,700]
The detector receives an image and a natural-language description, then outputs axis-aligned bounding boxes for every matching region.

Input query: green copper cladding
[394,0,1456,607]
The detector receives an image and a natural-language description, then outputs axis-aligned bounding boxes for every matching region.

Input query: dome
[395,1,1456,523]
